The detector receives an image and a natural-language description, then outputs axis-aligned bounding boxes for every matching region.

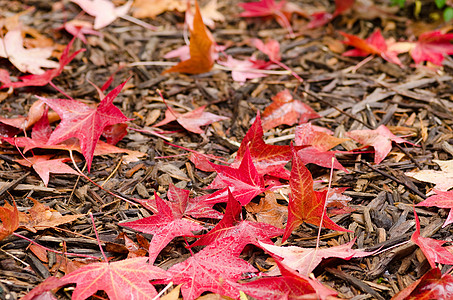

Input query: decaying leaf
[0,200,19,241]
[19,198,84,233]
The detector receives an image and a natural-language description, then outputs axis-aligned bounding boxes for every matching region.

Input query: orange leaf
[163,0,214,74]
[0,200,19,241]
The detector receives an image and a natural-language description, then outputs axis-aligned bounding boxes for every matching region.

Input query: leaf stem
[89,212,108,262]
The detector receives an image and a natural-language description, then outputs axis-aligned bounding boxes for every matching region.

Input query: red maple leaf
[190,190,283,249]
[0,37,85,89]
[2,109,142,162]
[209,147,268,205]
[410,30,453,65]
[37,80,130,170]
[308,0,354,28]
[296,147,347,172]
[261,89,320,131]
[0,200,19,241]
[295,123,348,152]
[163,0,215,74]
[392,268,453,300]
[340,29,403,66]
[166,184,223,219]
[346,124,413,164]
[162,236,257,300]
[15,154,78,186]
[21,276,66,300]
[137,183,223,219]
[234,112,301,178]
[283,147,350,242]
[411,209,453,269]
[61,257,167,300]
[232,257,337,300]
[239,0,305,34]
[416,190,453,228]
[120,192,205,263]
[153,105,228,134]
[259,238,371,276]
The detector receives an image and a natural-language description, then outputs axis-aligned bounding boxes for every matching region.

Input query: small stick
[13,232,99,260]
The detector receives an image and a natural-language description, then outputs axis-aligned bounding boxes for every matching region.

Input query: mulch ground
[1,0,453,299]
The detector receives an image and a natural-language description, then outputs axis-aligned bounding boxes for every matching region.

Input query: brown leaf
[0,200,19,241]
[20,198,83,233]
[245,191,287,229]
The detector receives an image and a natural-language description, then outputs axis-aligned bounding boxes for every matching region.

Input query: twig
[361,160,426,199]
[12,232,99,260]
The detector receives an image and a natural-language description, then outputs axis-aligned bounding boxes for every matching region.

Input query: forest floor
[1,0,453,299]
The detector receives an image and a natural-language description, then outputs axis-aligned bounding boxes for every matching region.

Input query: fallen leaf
[261,89,320,131]
[1,37,85,89]
[296,147,348,172]
[340,29,403,66]
[61,257,167,300]
[295,123,348,152]
[234,112,300,178]
[245,191,287,229]
[232,257,337,300]
[0,27,59,75]
[163,236,257,300]
[251,38,281,61]
[37,80,130,171]
[283,147,350,242]
[132,0,186,19]
[15,155,78,186]
[190,190,283,250]
[153,105,228,134]
[346,124,412,164]
[19,198,83,232]
[0,200,19,241]
[166,184,223,219]
[21,276,66,300]
[308,0,354,28]
[217,55,270,83]
[239,0,305,34]
[391,268,453,300]
[71,0,132,29]
[163,0,215,74]
[120,192,205,263]
[259,238,371,276]
[416,190,453,228]
[64,19,102,43]
[406,160,453,192]
[208,147,268,205]
[410,30,453,65]
[411,209,453,269]
[102,123,128,145]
